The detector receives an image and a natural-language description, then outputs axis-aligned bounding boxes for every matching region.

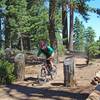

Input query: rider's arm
[47,46,54,60]
[47,46,54,53]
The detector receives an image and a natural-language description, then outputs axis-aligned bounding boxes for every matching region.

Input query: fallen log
[86,84,100,100]
[91,71,100,85]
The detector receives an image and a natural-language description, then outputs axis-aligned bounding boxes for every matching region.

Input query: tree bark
[20,34,24,52]
[69,4,74,51]
[5,18,10,48]
[62,0,69,48]
[48,0,57,48]
[63,56,75,87]
[14,53,25,81]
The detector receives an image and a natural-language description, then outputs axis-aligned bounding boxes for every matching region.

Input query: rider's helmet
[39,40,47,50]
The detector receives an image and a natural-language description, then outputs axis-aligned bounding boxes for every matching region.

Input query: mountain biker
[37,40,55,70]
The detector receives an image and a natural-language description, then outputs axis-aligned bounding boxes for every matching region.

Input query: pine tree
[27,0,49,46]
[74,17,85,52]
[85,27,96,64]
[48,0,57,47]
[5,0,29,50]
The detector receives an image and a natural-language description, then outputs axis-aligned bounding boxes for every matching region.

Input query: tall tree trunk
[62,0,66,25]
[48,0,56,48]
[5,16,9,48]
[27,37,31,50]
[23,37,31,50]
[69,4,74,51]
[62,0,69,48]
[20,35,24,52]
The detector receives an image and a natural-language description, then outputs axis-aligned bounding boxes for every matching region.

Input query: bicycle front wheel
[37,67,47,84]
[41,67,47,78]
[51,65,57,79]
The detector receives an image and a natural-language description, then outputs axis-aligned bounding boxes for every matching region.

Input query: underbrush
[0,60,16,84]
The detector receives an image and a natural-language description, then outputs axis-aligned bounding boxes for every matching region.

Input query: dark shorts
[46,59,51,65]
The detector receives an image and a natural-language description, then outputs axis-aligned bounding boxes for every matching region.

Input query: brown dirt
[0,56,100,100]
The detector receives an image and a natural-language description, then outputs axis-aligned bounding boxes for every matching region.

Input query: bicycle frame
[37,58,57,83]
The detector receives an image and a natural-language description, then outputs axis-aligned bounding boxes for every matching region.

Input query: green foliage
[97,37,100,51]
[3,0,30,48]
[28,0,61,48]
[1,0,99,55]
[31,33,49,48]
[55,1,62,30]
[74,17,100,58]
[0,60,16,84]
[85,27,95,45]
[57,44,65,55]
[28,1,49,45]
[85,27,97,58]
[74,17,85,52]
[0,48,5,58]
[56,32,64,55]
[0,48,4,53]
[0,0,62,50]
[0,0,6,7]
[88,41,100,57]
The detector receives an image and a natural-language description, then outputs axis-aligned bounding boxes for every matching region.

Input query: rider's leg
[49,60,53,68]
[49,52,54,68]
[46,60,51,68]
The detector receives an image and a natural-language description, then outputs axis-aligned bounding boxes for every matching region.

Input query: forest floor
[0,56,100,100]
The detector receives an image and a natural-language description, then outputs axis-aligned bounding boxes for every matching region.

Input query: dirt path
[0,57,100,100]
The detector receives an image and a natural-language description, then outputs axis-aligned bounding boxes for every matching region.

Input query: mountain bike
[37,59,57,83]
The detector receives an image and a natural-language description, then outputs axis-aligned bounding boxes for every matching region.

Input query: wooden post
[14,53,25,81]
[63,55,75,87]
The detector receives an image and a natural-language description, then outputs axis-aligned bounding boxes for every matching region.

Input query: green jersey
[37,46,54,58]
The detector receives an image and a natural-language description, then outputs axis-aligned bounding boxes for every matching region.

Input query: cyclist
[37,40,55,70]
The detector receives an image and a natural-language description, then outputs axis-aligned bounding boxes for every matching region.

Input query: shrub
[0,60,16,84]
[0,48,5,60]
[87,41,100,57]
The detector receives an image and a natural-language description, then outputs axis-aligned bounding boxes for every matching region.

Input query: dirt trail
[0,57,100,100]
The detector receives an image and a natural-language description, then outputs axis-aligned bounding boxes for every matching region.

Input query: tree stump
[63,55,75,87]
[14,53,25,81]
[5,48,12,60]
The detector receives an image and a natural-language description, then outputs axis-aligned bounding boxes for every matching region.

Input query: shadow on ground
[76,63,93,69]
[24,77,37,81]
[3,84,90,100]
